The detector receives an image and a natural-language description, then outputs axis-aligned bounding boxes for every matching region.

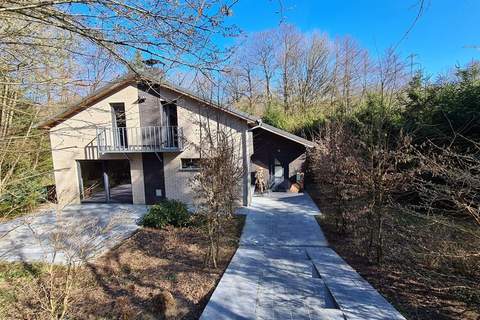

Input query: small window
[181,158,200,170]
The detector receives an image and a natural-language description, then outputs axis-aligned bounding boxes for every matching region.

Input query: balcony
[96,126,184,153]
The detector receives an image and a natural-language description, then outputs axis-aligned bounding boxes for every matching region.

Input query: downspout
[244,119,262,206]
[248,119,263,131]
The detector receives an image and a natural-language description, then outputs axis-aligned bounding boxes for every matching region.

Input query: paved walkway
[0,204,148,263]
[201,193,405,320]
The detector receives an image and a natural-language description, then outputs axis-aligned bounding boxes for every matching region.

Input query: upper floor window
[110,103,128,148]
[161,101,178,127]
[111,103,126,127]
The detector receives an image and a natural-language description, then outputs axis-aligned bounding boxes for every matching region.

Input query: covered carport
[250,123,314,193]
[77,159,133,203]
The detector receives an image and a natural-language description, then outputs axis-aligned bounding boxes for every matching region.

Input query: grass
[0,215,246,320]
[0,262,43,281]
[312,192,480,320]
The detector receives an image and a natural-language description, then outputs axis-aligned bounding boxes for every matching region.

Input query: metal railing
[96,126,184,153]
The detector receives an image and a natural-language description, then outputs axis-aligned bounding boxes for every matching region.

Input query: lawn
[0,215,245,319]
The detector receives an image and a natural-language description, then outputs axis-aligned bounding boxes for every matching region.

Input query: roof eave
[37,72,258,130]
[158,82,258,124]
[37,74,137,130]
[254,123,316,148]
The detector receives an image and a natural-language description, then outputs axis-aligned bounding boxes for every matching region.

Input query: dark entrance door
[78,160,132,203]
[142,153,166,204]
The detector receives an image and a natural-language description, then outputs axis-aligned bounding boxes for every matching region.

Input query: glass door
[161,101,178,148]
[78,160,132,203]
[270,158,285,190]
[111,103,128,149]
[78,160,107,202]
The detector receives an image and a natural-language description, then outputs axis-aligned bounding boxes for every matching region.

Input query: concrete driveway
[201,192,405,320]
[0,204,148,264]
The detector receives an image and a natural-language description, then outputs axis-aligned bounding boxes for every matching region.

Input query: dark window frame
[180,158,200,171]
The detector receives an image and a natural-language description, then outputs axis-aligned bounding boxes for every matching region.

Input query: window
[110,103,128,148]
[181,158,200,170]
[111,103,126,127]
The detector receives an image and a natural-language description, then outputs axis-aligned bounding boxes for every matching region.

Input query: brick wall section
[143,86,251,205]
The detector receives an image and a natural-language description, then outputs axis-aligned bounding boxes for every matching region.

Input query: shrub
[0,178,47,219]
[141,199,190,229]
[262,103,325,138]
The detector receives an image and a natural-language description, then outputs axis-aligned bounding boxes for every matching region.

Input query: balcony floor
[99,147,183,153]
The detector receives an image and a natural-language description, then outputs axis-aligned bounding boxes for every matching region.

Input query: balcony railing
[96,126,184,153]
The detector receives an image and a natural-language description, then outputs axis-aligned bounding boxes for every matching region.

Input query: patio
[0,204,148,263]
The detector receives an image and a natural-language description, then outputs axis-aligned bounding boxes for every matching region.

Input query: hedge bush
[141,199,190,229]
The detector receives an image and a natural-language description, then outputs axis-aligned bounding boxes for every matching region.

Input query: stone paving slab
[0,204,148,263]
[240,194,328,247]
[201,192,404,320]
[307,247,406,320]
[256,274,337,317]
[200,247,264,320]
[202,245,343,320]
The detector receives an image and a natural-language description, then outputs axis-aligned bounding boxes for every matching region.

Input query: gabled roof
[38,73,135,130]
[151,76,259,124]
[254,122,315,148]
[38,72,315,148]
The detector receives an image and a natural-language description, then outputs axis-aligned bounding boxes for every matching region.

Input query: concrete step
[307,247,406,320]
[256,269,342,320]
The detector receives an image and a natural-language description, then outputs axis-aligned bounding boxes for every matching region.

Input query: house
[38,73,314,206]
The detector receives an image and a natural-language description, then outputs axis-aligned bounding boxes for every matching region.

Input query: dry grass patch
[0,215,245,320]
[313,193,480,320]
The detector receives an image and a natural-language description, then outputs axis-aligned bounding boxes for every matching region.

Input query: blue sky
[223,0,479,76]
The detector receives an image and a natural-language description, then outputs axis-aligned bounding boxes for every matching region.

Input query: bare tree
[82,47,121,94]
[251,30,278,103]
[374,48,407,111]
[308,121,367,234]
[0,0,238,218]
[222,43,263,114]
[409,136,480,225]
[224,66,244,104]
[331,36,371,116]
[294,32,331,110]
[239,58,260,114]
[190,123,243,268]
[0,0,237,72]
[309,121,411,264]
[277,24,302,112]
[230,49,261,114]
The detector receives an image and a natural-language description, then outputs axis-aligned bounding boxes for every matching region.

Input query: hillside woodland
[220,25,480,319]
[0,3,478,318]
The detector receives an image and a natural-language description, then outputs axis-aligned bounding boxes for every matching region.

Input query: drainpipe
[245,119,263,206]
[248,119,263,131]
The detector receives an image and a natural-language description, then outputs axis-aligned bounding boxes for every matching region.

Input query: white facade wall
[49,85,145,205]
[49,83,252,206]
